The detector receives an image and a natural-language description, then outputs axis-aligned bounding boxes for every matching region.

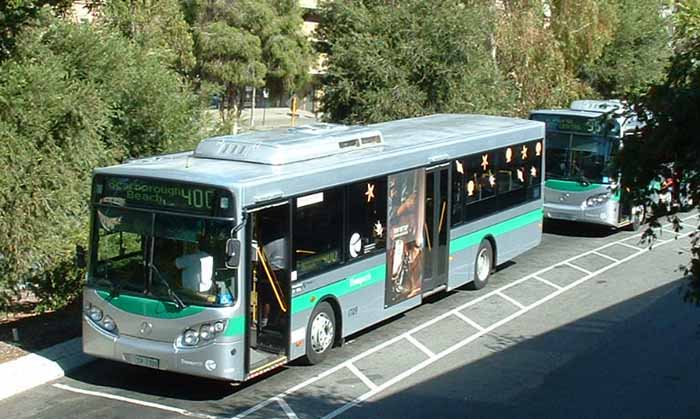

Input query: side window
[293,188,343,278]
[347,177,387,260]
[463,151,497,222]
[527,139,543,200]
[451,159,464,226]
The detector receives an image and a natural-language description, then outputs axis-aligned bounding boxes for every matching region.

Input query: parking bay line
[321,227,696,419]
[52,383,217,418]
[234,215,697,419]
[50,215,697,419]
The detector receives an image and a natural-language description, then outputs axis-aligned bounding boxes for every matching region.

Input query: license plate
[133,355,159,369]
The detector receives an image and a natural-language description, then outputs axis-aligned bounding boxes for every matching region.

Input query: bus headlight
[199,324,215,341]
[88,306,103,322]
[183,329,199,346]
[178,320,227,348]
[586,193,610,207]
[102,315,117,332]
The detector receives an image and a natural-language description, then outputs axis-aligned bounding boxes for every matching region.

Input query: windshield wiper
[147,263,187,309]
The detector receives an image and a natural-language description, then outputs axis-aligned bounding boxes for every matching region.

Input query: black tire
[467,240,493,290]
[303,301,336,365]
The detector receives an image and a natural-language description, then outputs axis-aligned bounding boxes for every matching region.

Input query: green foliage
[191,0,313,132]
[581,0,672,96]
[550,0,619,76]
[96,0,196,75]
[0,0,72,60]
[623,1,700,304]
[0,14,203,310]
[495,0,591,115]
[317,0,511,124]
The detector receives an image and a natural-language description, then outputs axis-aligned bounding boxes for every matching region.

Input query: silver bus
[82,114,545,381]
[530,100,645,229]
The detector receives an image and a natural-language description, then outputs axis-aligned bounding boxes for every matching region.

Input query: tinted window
[293,188,342,278]
[347,177,387,260]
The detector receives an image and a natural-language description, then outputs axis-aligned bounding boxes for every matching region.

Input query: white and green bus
[82,114,545,381]
[530,100,645,229]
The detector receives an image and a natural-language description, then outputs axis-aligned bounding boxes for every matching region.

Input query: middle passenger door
[423,165,450,294]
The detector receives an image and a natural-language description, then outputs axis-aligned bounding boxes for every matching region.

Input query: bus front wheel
[304,301,336,365]
[468,240,493,290]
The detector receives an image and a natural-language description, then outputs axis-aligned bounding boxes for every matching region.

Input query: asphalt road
[3,213,700,419]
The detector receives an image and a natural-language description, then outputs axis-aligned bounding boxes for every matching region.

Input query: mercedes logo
[139,322,153,336]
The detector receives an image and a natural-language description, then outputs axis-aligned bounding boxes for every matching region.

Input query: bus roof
[95,114,544,208]
[529,109,604,119]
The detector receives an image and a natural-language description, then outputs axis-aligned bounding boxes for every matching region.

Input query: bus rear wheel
[304,301,335,365]
[468,240,493,290]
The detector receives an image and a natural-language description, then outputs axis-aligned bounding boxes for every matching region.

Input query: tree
[317,0,511,124]
[0,13,203,309]
[580,0,672,97]
[190,0,313,132]
[94,0,196,75]
[0,0,72,60]
[549,0,619,79]
[622,1,700,304]
[494,0,591,116]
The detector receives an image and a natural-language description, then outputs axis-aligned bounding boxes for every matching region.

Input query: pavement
[0,338,92,401]
[1,213,698,417]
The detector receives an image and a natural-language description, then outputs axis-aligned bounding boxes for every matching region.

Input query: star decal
[521,145,528,160]
[467,180,475,196]
[517,168,525,182]
[481,154,489,171]
[374,220,384,238]
[365,183,375,203]
[505,147,513,163]
[530,166,537,177]
[536,142,542,156]
[455,159,464,174]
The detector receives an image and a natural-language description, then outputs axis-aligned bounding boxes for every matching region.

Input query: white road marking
[52,383,217,418]
[52,214,698,419]
[592,251,619,263]
[345,363,378,391]
[274,397,299,419]
[532,275,563,290]
[232,214,697,419]
[496,291,526,309]
[404,335,436,359]
[565,262,592,275]
[452,311,486,332]
[617,241,644,251]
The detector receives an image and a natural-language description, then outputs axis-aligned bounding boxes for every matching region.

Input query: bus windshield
[90,207,235,307]
[545,132,618,184]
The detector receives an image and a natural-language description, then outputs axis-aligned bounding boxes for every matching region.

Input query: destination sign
[530,114,605,135]
[94,176,234,217]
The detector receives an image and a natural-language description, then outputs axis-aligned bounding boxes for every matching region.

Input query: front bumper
[82,316,245,381]
[544,202,618,227]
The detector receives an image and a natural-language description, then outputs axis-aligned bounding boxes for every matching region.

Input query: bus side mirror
[75,245,87,269]
[225,239,241,268]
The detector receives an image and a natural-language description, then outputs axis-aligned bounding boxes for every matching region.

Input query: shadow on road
[544,219,621,238]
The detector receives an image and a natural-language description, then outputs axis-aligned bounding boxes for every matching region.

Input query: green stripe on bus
[291,264,385,314]
[96,290,205,319]
[224,316,245,337]
[449,208,543,254]
[545,179,604,192]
